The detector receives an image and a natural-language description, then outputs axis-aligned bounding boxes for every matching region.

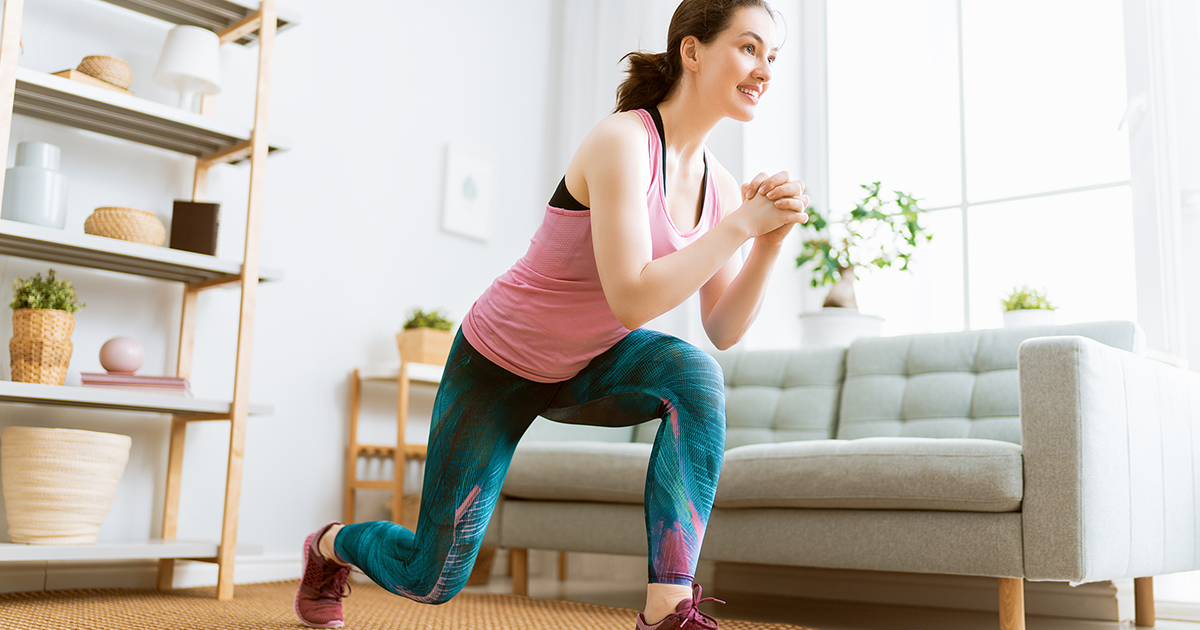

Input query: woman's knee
[658,339,725,401]
[648,333,720,388]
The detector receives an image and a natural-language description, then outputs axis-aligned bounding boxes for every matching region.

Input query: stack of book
[81,372,192,397]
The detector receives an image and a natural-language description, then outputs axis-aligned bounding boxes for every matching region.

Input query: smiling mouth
[738,86,759,102]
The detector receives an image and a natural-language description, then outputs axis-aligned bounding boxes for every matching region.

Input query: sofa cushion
[503,441,651,504]
[837,321,1144,444]
[715,437,1023,512]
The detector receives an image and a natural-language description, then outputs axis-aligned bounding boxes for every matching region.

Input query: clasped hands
[739,171,809,245]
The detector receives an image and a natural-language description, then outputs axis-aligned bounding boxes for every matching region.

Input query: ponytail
[614,51,680,113]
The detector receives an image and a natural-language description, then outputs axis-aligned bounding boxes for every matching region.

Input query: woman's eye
[743,44,755,54]
[768,55,776,64]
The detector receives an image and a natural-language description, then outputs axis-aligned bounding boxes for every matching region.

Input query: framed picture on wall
[441,144,495,242]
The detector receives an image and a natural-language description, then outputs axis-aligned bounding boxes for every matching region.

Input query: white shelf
[13,67,288,160]
[97,0,300,46]
[0,540,262,562]
[0,219,281,284]
[359,363,444,385]
[0,380,271,416]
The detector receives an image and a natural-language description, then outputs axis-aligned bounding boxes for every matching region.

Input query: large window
[826,0,1136,334]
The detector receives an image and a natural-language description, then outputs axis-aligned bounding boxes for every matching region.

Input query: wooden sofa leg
[1135,577,1156,627]
[511,548,528,596]
[999,578,1025,630]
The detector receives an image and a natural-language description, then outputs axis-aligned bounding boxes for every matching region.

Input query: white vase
[1002,309,1056,328]
[799,308,884,349]
[1,141,68,229]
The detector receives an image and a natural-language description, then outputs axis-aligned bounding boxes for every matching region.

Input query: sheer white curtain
[1122,0,1199,367]
[549,0,674,176]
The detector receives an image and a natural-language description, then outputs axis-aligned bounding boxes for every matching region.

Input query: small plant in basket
[9,269,85,385]
[402,308,454,332]
[398,308,454,365]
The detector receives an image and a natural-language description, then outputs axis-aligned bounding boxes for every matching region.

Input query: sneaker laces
[315,564,352,604]
[673,585,724,629]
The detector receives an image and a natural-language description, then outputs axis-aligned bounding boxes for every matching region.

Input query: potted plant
[794,182,932,347]
[1001,285,1056,328]
[397,308,454,365]
[9,269,84,385]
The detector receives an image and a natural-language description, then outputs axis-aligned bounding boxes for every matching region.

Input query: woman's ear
[680,35,701,72]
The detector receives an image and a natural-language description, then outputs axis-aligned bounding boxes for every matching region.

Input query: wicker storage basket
[397,328,453,365]
[75,55,132,90]
[9,309,74,385]
[1,426,131,544]
[84,207,166,246]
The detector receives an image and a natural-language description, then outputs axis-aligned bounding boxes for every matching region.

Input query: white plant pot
[1002,309,1056,328]
[799,308,884,349]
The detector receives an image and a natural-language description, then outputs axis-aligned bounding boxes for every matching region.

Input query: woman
[296,1,807,628]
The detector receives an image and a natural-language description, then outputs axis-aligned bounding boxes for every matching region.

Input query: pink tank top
[462,109,723,382]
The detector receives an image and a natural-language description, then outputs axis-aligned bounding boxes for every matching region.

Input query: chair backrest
[836,321,1144,444]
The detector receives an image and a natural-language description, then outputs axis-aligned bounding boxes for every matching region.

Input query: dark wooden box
[169,200,220,256]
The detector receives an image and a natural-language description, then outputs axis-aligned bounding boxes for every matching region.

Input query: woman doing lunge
[295,1,808,628]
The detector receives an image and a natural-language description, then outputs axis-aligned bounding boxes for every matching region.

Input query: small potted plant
[9,269,85,385]
[794,182,932,347]
[397,308,454,365]
[1001,285,1057,328]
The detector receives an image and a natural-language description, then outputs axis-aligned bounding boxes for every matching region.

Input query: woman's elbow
[711,336,740,352]
[703,320,746,351]
[608,302,650,331]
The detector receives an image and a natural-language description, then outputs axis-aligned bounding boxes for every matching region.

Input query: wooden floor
[462,575,1200,630]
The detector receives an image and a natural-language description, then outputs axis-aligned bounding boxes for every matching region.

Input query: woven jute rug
[0,579,817,630]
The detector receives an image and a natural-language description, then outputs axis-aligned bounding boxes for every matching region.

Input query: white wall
[0,0,556,585]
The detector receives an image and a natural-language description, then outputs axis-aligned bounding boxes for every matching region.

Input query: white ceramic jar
[1,141,69,229]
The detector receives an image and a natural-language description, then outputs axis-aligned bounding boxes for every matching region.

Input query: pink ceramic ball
[99,336,144,373]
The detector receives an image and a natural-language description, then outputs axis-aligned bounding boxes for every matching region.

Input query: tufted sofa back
[631,345,847,449]
[710,346,848,450]
[837,321,1144,444]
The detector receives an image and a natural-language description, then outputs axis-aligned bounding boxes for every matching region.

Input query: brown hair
[614,0,775,113]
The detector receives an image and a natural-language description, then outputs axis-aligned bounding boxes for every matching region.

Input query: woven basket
[9,309,74,385]
[75,55,132,90]
[0,426,131,544]
[84,207,166,246]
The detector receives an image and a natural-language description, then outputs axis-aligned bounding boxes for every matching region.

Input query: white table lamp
[153,25,221,111]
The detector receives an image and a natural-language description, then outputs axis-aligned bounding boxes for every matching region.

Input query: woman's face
[694,6,778,122]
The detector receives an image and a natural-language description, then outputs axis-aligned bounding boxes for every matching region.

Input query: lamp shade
[153,25,221,110]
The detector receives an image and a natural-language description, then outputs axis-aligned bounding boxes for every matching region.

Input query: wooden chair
[344,331,450,525]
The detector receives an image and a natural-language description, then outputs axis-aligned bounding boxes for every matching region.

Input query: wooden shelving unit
[0,0,294,600]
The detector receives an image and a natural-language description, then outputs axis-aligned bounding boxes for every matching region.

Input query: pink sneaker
[295,521,352,628]
[635,584,724,630]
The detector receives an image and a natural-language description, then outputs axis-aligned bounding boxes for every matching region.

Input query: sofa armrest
[1020,335,1200,583]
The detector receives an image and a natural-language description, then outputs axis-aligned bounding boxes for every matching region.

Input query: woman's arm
[578,114,807,333]
[698,169,807,350]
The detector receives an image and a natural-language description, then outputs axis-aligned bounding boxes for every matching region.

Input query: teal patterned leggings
[334,328,726,604]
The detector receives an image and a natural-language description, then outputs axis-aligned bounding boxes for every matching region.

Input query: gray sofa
[489,321,1200,629]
